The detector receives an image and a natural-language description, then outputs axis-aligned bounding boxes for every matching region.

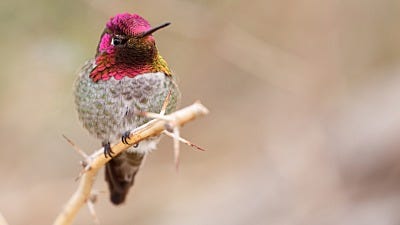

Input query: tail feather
[105,151,144,205]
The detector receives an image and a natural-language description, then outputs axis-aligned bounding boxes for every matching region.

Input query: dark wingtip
[110,192,126,205]
[105,153,145,205]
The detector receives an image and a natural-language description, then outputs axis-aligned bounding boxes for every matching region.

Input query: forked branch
[53,102,209,225]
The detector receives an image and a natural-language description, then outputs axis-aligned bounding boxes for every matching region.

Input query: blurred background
[1,0,400,224]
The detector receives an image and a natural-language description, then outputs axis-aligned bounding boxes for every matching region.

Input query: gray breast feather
[74,59,180,143]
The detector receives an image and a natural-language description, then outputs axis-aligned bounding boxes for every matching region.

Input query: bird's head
[90,13,171,82]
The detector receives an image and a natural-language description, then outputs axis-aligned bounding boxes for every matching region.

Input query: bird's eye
[111,36,126,46]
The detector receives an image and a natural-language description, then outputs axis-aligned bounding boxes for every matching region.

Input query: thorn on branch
[173,126,180,171]
[80,160,88,168]
[136,89,172,120]
[160,90,171,115]
[75,164,93,182]
[87,194,99,225]
[62,134,89,159]
[54,102,209,225]
[162,131,206,151]
[63,134,94,181]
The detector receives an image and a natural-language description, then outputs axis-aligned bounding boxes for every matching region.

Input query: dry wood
[53,102,209,225]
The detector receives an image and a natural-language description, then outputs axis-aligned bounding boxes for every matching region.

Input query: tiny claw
[122,131,131,145]
[103,142,113,158]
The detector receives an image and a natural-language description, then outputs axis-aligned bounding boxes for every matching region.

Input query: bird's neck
[89,52,171,82]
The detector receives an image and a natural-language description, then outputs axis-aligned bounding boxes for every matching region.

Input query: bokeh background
[1,0,400,224]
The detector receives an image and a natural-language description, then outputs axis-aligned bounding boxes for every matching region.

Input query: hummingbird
[74,13,180,205]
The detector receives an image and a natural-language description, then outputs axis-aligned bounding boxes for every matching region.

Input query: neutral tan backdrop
[1,0,400,224]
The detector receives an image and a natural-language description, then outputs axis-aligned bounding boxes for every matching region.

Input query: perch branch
[53,101,209,225]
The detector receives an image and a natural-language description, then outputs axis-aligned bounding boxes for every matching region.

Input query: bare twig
[162,131,206,151]
[137,91,206,170]
[87,193,99,225]
[160,90,171,115]
[53,102,209,225]
[62,134,89,159]
[136,112,174,121]
[172,126,180,171]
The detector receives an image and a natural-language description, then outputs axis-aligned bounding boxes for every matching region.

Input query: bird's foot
[102,142,113,158]
[122,131,131,145]
[122,131,139,148]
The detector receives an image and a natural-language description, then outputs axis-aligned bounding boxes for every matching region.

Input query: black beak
[138,22,171,37]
